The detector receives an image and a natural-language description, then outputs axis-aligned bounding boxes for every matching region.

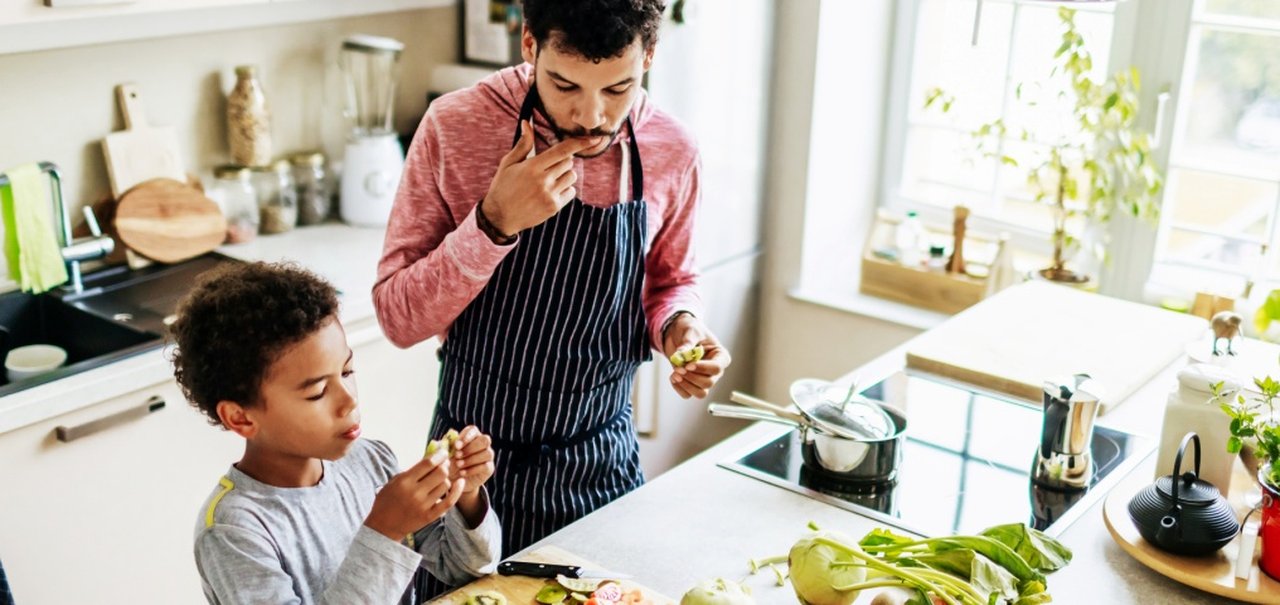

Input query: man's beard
[533,81,623,159]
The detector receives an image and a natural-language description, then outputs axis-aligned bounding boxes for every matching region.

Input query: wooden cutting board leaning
[102,83,186,198]
[905,281,1209,414]
[429,546,675,605]
[114,178,226,264]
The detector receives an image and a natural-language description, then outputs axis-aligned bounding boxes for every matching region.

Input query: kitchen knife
[497,560,632,580]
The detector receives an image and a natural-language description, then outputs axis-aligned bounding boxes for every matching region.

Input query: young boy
[171,262,501,604]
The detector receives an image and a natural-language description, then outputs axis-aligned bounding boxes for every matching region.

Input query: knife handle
[498,560,581,578]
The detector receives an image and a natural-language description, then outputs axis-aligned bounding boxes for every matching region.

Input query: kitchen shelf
[0,0,451,56]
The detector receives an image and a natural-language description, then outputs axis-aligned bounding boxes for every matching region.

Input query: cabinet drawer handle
[55,395,166,442]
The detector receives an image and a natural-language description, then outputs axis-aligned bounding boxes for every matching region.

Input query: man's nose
[572,95,607,131]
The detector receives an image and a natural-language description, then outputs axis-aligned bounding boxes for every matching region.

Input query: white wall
[756,0,919,402]
[0,6,456,284]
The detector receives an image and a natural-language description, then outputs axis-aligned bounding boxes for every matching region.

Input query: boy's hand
[451,425,495,494]
[364,452,465,541]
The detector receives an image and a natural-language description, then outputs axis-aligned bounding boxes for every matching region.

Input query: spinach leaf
[980,523,1073,573]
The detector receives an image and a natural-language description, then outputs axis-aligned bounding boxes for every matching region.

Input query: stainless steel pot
[707,401,907,483]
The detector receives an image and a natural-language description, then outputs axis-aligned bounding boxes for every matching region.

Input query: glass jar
[209,165,259,243]
[227,65,273,167]
[289,151,332,225]
[252,160,298,234]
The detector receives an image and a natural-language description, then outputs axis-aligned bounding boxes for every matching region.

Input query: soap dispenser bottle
[1155,363,1242,494]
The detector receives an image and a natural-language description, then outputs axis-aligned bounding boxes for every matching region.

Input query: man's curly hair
[523,0,667,62]
[168,261,339,427]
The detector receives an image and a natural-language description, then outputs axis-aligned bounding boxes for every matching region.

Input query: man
[374,0,729,558]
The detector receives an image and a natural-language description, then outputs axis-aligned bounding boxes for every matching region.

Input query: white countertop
[0,223,389,435]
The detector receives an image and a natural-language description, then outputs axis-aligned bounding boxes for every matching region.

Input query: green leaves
[979,524,1072,574]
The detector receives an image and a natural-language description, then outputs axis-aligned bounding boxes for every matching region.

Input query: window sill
[788,285,950,331]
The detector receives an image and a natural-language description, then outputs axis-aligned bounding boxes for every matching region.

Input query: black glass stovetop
[718,370,1154,537]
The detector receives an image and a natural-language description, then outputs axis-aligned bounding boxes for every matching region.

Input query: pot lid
[1177,363,1243,395]
[1155,473,1222,506]
[789,378,894,440]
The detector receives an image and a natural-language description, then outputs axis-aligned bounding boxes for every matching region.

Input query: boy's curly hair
[523,0,666,62]
[168,261,339,427]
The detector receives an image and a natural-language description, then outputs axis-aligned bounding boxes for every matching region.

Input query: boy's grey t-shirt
[194,439,501,604]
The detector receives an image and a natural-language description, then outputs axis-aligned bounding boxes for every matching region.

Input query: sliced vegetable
[669,345,706,367]
[424,428,464,458]
[536,585,568,605]
[556,576,603,594]
[464,590,508,605]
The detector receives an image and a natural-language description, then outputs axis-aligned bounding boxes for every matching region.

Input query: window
[880,0,1280,302]
[884,0,1119,251]
[1150,0,1280,296]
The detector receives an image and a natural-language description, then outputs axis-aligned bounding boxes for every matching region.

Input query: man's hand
[662,313,731,400]
[479,120,595,239]
[364,452,464,541]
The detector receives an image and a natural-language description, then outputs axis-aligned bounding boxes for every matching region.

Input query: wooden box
[859,210,989,315]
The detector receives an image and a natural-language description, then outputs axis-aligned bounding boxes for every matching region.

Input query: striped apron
[428,86,650,572]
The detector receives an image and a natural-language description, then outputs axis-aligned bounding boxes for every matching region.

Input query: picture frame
[460,0,524,67]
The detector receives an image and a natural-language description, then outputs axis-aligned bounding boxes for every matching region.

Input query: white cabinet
[0,379,239,604]
[0,0,451,55]
[0,327,437,604]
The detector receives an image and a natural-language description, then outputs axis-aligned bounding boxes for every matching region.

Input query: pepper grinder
[948,205,969,274]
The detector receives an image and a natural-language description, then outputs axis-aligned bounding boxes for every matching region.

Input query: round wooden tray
[1103,469,1280,603]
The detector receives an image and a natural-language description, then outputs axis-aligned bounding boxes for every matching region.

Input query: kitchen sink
[63,254,239,336]
[0,253,241,397]
[0,291,155,396]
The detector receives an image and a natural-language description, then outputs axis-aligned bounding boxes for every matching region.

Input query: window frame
[877,0,1205,302]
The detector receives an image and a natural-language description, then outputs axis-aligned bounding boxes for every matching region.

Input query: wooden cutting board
[905,281,1208,414]
[430,546,675,605]
[114,178,226,263]
[102,83,186,198]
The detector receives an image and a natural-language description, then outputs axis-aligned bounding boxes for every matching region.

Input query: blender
[338,34,405,227]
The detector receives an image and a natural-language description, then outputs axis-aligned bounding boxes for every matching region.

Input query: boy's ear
[217,401,257,438]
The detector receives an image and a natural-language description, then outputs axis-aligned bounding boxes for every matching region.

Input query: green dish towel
[1,164,68,293]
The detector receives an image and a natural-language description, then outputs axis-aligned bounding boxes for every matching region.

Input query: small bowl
[5,344,68,382]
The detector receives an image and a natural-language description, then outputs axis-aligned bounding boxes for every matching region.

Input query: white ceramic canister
[1154,363,1243,494]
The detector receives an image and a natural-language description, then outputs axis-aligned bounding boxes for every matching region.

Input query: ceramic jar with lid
[1154,363,1242,494]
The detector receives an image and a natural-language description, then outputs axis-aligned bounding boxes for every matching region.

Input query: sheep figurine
[1211,311,1242,356]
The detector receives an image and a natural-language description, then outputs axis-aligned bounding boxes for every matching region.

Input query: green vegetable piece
[424,440,440,457]
[465,591,508,605]
[669,351,686,366]
[688,345,705,363]
[679,578,755,605]
[789,531,866,605]
[536,584,568,604]
[979,523,1072,574]
[570,594,589,602]
[555,576,603,594]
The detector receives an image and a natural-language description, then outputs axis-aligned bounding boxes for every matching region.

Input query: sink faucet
[0,162,115,293]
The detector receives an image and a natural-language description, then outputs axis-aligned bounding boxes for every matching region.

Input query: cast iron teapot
[1127,432,1239,556]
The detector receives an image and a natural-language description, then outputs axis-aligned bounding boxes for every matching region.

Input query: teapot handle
[1171,432,1202,506]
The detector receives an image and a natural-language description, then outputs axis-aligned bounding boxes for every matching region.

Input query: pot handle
[1171,432,1203,508]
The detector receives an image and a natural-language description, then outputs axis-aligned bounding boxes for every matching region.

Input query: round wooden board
[1103,468,1280,603]
[115,178,226,264]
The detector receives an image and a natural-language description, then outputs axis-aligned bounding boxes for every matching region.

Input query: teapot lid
[1155,473,1222,505]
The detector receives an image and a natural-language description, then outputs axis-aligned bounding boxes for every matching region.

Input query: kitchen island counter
[522,339,1241,604]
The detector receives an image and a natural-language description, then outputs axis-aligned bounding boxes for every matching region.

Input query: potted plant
[1219,377,1280,579]
[925,7,1164,283]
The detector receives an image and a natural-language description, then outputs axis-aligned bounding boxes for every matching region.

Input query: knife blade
[497,560,632,580]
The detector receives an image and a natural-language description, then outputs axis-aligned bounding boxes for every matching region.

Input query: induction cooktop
[718,370,1155,537]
